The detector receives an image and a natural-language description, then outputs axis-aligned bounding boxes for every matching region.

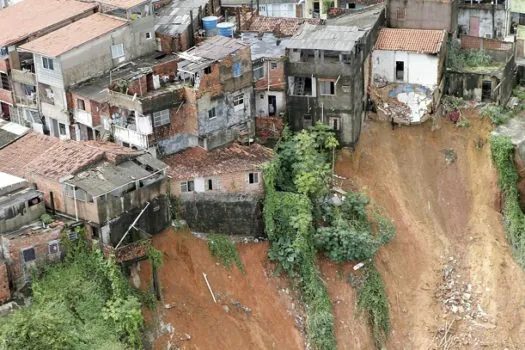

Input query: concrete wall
[179,192,264,236]
[511,0,525,14]
[388,0,458,33]
[105,194,170,246]
[60,19,156,87]
[372,50,441,87]
[0,201,45,234]
[259,3,296,17]
[34,54,65,88]
[255,90,286,117]
[458,5,506,39]
[157,133,199,156]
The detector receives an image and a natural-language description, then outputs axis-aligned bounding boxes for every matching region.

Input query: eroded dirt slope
[336,114,525,349]
[136,229,304,350]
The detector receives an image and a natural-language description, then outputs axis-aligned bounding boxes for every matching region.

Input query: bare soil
[139,111,525,350]
[136,229,304,350]
[335,113,525,349]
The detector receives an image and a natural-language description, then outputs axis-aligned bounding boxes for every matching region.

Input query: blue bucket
[217,22,235,37]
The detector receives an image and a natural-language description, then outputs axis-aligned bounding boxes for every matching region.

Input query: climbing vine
[490,135,525,267]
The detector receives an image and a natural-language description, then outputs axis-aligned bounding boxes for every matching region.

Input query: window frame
[111,43,125,59]
[232,62,241,78]
[329,116,341,131]
[208,107,216,119]
[233,93,244,109]
[22,247,36,263]
[58,123,66,135]
[253,60,264,81]
[77,98,86,111]
[207,179,214,191]
[42,56,54,71]
[248,172,259,184]
[319,79,336,96]
[180,180,195,193]
[153,109,170,127]
[48,240,60,255]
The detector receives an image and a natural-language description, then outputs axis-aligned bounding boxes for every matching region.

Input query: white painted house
[372,28,447,89]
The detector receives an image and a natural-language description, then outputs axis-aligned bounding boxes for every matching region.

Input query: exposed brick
[460,35,513,51]
[0,263,10,304]
[254,60,286,92]
[0,57,10,73]
[0,88,13,105]
[255,116,284,139]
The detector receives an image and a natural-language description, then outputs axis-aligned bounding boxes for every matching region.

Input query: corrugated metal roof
[285,24,365,51]
[375,28,447,54]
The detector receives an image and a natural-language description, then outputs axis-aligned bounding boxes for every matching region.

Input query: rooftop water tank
[217,22,235,38]
[202,16,218,36]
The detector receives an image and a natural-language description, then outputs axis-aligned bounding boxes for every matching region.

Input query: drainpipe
[267,60,270,91]
[65,183,79,221]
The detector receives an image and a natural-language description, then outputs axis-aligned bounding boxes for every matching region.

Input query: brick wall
[460,35,513,51]
[0,57,10,73]
[153,59,178,79]
[1,226,62,290]
[0,263,10,304]
[126,75,148,97]
[172,170,264,196]
[0,88,13,105]
[255,116,284,139]
[254,60,286,92]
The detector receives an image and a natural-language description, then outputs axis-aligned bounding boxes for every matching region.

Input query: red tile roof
[375,28,447,54]
[0,0,97,47]
[248,16,322,37]
[0,132,142,181]
[20,13,127,57]
[164,143,274,180]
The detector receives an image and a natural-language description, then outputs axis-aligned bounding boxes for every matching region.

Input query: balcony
[0,87,13,105]
[41,102,69,123]
[74,109,93,127]
[11,69,36,86]
[14,93,37,108]
[113,124,150,149]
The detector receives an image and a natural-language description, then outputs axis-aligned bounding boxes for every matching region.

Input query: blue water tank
[202,16,218,36]
[217,22,235,37]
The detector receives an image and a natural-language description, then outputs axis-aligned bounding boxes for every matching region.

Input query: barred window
[153,109,170,127]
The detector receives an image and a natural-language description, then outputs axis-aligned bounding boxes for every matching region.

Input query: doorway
[482,80,492,101]
[268,95,277,116]
[469,16,480,37]
[51,118,59,137]
[395,61,405,81]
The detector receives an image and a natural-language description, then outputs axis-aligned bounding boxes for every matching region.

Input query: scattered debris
[442,149,457,165]
[203,273,217,303]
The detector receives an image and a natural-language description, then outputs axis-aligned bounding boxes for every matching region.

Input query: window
[22,247,36,263]
[59,123,66,135]
[233,93,244,108]
[77,98,86,111]
[145,32,152,39]
[42,56,54,70]
[207,179,214,191]
[208,107,216,119]
[68,231,78,241]
[48,240,60,255]
[253,60,264,81]
[180,180,195,192]
[27,196,41,207]
[0,47,7,57]
[232,62,241,78]
[248,172,259,184]
[396,8,406,20]
[329,117,341,131]
[271,62,278,70]
[320,80,335,95]
[395,61,405,81]
[204,66,212,74]
[0,72,10,90]
[291,76,314,96]
[111,43,125,59]
[153,109,170,127]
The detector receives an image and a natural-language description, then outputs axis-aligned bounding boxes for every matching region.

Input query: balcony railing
[113,124,149,149]
[74,109,93,127]
[14,93,37,108]
[11,69,36,85]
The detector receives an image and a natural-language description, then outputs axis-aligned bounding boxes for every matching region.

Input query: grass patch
[207,234,245,273]
[356,264,390,349]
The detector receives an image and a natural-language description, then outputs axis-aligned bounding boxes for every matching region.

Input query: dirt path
[335,114,525,349]
[136,229,304,350]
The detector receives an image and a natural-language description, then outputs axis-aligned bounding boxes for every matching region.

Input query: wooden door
[469,16,480,37]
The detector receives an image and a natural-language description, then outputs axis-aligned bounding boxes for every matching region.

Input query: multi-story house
[174,36,255,153]
[17,11,156,139]
[285,9,383,146]
[0,0,97,123]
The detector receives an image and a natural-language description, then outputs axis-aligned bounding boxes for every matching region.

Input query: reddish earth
[140,111,525,349]
[137,229,303,350]
[336,113,525,349]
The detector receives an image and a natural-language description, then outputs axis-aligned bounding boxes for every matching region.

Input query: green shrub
[481,104,512,126]
[207,234,245,273]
